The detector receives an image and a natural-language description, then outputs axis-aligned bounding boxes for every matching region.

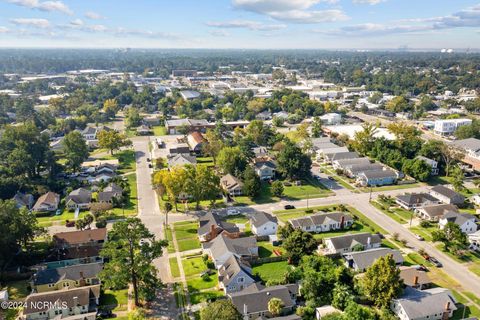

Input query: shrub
[419,220,431,228]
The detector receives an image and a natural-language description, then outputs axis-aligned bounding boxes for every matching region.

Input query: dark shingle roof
[289,212,352,229]
[218,256,253,287]
[198,212,240,237]
[250,211,277,228]
[396,193,438,206]
[343,248,403,271]
[326,232,381,250]
[431,185,464,201]
[34,262,103,285]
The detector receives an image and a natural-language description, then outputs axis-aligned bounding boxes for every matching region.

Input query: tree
[276,140,312,180]
[100,218,168,306]
[242,167,261,199]
[402,158,431,182]
[268,297,284,317]
[283,229,318,265]
[311,116,323,138]
[271,180,284,197]
[351,122,378,156]
[272,116,284,127]
[200,300,242,320]
[277,223,294,240]
[217,146,247,175]
[125,107,143,129]
[0,200,43,284]
[332,283,354,311]
[103,99,119,119]
[98,130,132,155]
[432,222,468,254]
[439,143,464,176]
[449,166,465,191]
[184,165,220,209]
[203,129,224,165]
[387,122,422,157]
[342,302,376,320]
[63,131,88,172]
[152,167,187,211]
[361,254,403,308]
[385,96,409,113]
[245,120,273,146]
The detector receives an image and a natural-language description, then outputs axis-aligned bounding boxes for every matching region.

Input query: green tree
[268,297,284,317]
[283,229,318,265]
[184,165,220,209]
[217,146,247,175]
[152,167,187,212]
[361,254,403,308]
[449,166,465,191]
[98,130,132,155]
[271,180,284,197]
[432,222,468,254]
[203,129,224,165]
[242,166,261,199]
[402,158,431,182]
[125,107,143,129]
[63,130,88,172]
[103,99,119,119]
[277,140,312,180]
[332,283,354,311]
[351,122,378,156]
[100,218,168,306]
[385,96,409,113]
[311,116,323,138]
[342,302,376,320]
[200,300,242,320]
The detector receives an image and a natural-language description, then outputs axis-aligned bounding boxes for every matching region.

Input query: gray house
[395,193,440,210]
[289,212,353,234]
[65,188,92,210]
[203,234,257,268]
[218,256,256,293]
[323,233,382,254]
[342,248,404,272]
[430,185,465,205]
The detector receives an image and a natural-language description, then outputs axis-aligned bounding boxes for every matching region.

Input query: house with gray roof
[416,204,459,221]
[324,151,359,163]
[198,212,240,242]
[416,156,439,175]
[395,193,441,210]
[430,185,465,205]
[254,160,276,180]
[332,157,371,170]
[399,266,431,290]
[20,285,100,320]
[65,188,92,210]
[218,256,256,293]
[250,211,278,236]
[390,287,457,320]
[323,232,382,255]
[164,118,213,134]
[356,168,398,187]
[203,234,258,268]
[439,212,477,234]
[228,283,299,319]
[342,248,404,272]
[13,192,35,209]
[289,212,353,234]
[32,262,102,293]
[167,153,197,167]
[180,90,201,100]
[345,163,384,178]
[451,137,480,171]
[220,174,244,196]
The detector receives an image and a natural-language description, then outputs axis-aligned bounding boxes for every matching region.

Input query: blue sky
[0,0,479,49]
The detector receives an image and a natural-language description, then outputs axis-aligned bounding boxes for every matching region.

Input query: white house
[250,211,278,236]
[433,119,472,136]
[439,212,477,234]
[416,156,439,175]
[289,212,353,233]
[319,113,342,125]
[218,256,256,294]
[322,233,382,255]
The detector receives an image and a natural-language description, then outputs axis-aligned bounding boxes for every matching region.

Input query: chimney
[340,216,345,229]
[79,271,84,279]
[445,301,451,311]
[413,275,419,286]
[210,224,217,239]
[367,237,371,247]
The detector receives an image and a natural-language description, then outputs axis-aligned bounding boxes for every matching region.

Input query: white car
[227,209,241,216]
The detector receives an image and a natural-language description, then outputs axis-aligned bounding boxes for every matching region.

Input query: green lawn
[4,280,30,300]
[252,260,290,284]
[196,157,215,167]
[97,150,136,174]
[409,225,436,242]
[152,126,167,136]
[182,256,208,277]
[169,257,180,278]
[173,221,201,252]
[371,200,413,224]
[110,174,138,217]
[189,290,224,305]
[258,241,284,258]
[274,204,345,222]
[187,274,219,292]
[99,289,128,312]
[359,183,422,193]
[165,227,175,253]
[313,222,367,240]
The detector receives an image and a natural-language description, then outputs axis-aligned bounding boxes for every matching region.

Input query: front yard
[173,221,201,252]
[181,255,222,304]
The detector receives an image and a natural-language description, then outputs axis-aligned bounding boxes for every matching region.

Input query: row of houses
[18,228,108,320]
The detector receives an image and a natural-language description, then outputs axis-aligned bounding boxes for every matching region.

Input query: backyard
[252,260,290,284]
[181,255,222,305]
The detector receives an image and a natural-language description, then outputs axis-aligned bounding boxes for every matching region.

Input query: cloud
[70,19,84,26]
[8,0,73,15]
[209,30,230,37]
[232,0,348,23]
[352,0,386,5]
[0,26,9,33]
[10,18,50,28]
[207,20,287,31]
[320,3,480,36]
[84,11,105,20]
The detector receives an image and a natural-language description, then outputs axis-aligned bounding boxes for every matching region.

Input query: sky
[0,0,479,49]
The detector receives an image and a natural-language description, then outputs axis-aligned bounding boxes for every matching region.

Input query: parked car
[65,220,75,227]
[55,209,62,216]
[147,158,151,162]
[284,205,295,210]
[97,309,116,319]
[227,209,240,216]
[328,176,335,181]
[148,164,153,168]
[428,256,442,267]
[414,234,424,241]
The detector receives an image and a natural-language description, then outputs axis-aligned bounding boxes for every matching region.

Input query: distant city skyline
[0,0,479,49]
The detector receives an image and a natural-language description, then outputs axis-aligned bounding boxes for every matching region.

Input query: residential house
[87,171,115,184]
[253,160,276,180]
[416,204,459,221]
[180,90,201,100]
[250,211,278,236]
[324,151,359,164]
[468,230,480,251]
[399,266,431,290]
[187,131,206,154]
[395,193,441,210]
[356,169,398,187]
[429,185,465,205]
[316,306,342,319]
[218,256,256,293]
[167,153,197,167]
[289,212,353,233]
[197,212,240,242]
[136,124,152,135]
[228,283,299,319]
[164,118,214,135]
[203,234,258,268]
[32,192,60,212]
[32,262,102,293]
[344,163,384,178]
[65,188,92,210]
[319,113,342,125]
[13,192,35,209]
[20,285,100,320]
[220,174,244,196]
[342,248,403,272]
[451,138,480,171]
[439,212,477,234]
[253,146,269,158]
[323,233,382,255]
[416,156,439,175]
[332,157,371,171]
[256,111,272,121]
[168,143,191,155]
[390,287,457,320]
[97,183,123,204]
[53,229,107,249]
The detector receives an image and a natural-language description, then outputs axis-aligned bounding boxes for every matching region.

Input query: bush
[206,260,215,270]
[95,217,107,228]
[201,273,210,281]
[419,220,431,228]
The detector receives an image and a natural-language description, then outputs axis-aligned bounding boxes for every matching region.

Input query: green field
[173,221,201,252]
[189,290,224,305]
[99,289,128,312]
[187,274,219,291]
[182,256,208,277]
[252,260,290,284]
[153,126,167,136]
[169,257,180,278]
